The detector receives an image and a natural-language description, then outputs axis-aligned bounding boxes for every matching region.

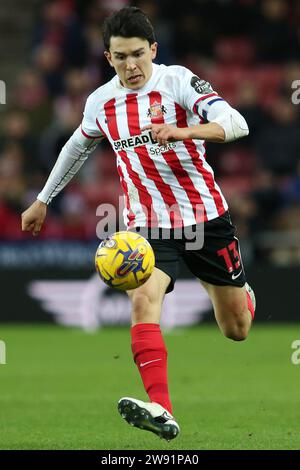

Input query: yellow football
[95,231,155,291]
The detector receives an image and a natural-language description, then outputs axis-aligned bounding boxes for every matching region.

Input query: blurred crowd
[0,0,300,264]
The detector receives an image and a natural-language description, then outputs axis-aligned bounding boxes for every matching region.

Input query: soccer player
[21,7,256,441]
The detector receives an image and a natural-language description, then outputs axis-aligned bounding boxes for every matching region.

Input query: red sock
[131,323,172,414]
[246,291,255,320]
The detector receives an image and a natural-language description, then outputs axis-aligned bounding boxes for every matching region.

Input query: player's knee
[130,290,156,322]
[131,291,150,311]
[221,305,250,341]
[224,325,248,341]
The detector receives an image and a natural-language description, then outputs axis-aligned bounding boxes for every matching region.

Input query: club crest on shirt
[147,101,167,120]
[191,76,213,95]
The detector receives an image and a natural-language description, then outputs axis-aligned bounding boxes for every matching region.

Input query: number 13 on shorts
[217,239,241,273]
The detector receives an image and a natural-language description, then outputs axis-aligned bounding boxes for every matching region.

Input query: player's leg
[200,281,255,341]
[118,266,180,440]
[128,267,171,414]
[182,211,255,341]
[127,267,171,411]
[128,266,170,325]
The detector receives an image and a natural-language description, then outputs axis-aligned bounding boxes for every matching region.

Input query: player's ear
[104,51,114,67]
[150,42,158,60]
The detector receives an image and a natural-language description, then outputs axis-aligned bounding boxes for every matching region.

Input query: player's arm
[142,68,248,146]
[186,72,249,143]
[191,99,249,143]
[142,101,248,146]
[142,121,225,145]
[21,126,103,236]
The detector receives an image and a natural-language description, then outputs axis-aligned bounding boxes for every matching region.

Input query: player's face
[104,37,157,90]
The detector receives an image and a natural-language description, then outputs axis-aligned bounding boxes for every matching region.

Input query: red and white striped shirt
[39,64,237,228]
[81,64,228,228]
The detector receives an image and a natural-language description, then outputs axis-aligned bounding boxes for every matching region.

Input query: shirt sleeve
[81,93,105,140]
[205,99,249,142]
[178,66,221,118]
[37,127,99,204]
[177,66,249,142]
[37,90,107,204]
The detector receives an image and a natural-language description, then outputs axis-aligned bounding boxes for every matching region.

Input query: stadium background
[1,0,300,451]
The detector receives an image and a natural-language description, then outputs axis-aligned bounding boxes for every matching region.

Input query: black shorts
[133,211,246,293]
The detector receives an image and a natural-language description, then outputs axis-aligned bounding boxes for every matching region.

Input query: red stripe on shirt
[126,93,184,227]
[149,91,207,224]
[117,164,135,227]
[104,99,136,225]
[104,99,119,140]
[104,98,156,227]
[95,118,107,138]
[96,116,135,225]
[175,102,226,216]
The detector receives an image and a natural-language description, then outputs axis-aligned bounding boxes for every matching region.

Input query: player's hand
[21,200,47,237]
[142,124,190,146]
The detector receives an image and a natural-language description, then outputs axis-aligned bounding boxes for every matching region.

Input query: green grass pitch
[0,323,299,450]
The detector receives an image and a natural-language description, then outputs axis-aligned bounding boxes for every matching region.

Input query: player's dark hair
[102,7,156,50]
